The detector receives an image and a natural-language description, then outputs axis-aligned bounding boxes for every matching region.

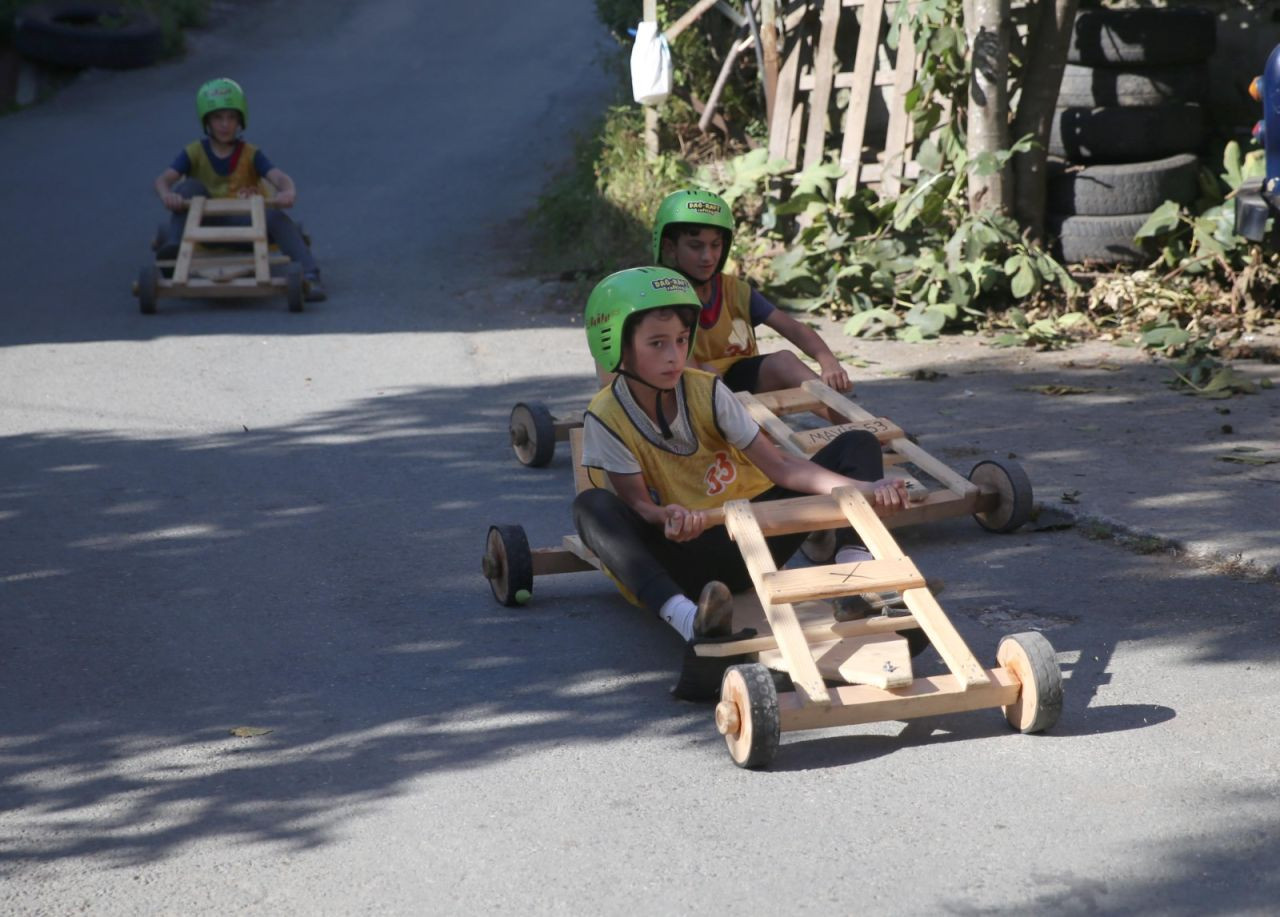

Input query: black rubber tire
[483,524,534,607]
[1056,62,1207,108]
[1067,8,1216,67]
[14,3,164,70]
[1048,212,1153,265]
[1047,154,1199,217]
[721,663,780,769]
[969,458,1034,533]
[509,402,556,467]
[997,632,1063,734]
[1049,104,1205,164]
[136,264,157,315]
[286,263,304,313]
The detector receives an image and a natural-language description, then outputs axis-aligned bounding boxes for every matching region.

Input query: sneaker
[800,530,837,564]
[304,274,327,302]
[155,242,179,261]
[833,593,879,622]
[692,580,733,638]
[834,577,947,622]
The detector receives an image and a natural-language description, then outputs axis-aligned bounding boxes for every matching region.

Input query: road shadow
[3,375,1277,870]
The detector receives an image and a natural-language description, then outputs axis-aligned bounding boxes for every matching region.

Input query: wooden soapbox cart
[483,381,1061,769]
[511,380,1034,535]
[133,195,309,314]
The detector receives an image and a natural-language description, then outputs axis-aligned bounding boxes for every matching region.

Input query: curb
[1032,502,1280,582]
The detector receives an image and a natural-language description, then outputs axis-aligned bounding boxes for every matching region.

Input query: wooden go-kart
[512,380,1034,535]
[483,383,1061,769]
[133,195,311,314]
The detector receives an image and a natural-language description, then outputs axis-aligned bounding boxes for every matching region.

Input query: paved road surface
[2,2,1278,913]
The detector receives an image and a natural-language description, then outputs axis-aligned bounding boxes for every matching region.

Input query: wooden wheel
[509,402,556,467]
[997,632,1063,733]
[482,524,533,607]
[136,264,158,315]
[969,458,1033,533]
[286,263,305,313]
[716,663,780,769]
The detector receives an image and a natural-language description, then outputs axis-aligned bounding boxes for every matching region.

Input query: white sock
[835,546,874,565]
[658,594,698,641]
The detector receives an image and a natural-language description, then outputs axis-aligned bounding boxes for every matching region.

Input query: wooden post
[760,0,779,124]
[643,0,659,160]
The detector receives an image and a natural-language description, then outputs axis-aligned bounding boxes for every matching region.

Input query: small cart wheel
[482,524,534,607]
[997,632,1063,734]
[716,663,780,769]
[136,265,158,315]
[286,263,305,313]
[969,458,1033,533]
[509,402,556,467]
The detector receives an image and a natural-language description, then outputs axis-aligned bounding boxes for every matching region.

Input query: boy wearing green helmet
[574,267,906,685]
[653,188,848,396]
[153,78,325,301]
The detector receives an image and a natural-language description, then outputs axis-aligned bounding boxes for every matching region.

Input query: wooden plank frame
[158,195,293,303]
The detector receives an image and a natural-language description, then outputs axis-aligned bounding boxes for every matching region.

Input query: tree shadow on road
[1,374,1276,878]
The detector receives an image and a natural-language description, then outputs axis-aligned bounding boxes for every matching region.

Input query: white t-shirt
[581,375,760,475]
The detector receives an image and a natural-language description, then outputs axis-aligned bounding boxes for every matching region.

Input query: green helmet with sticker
[652,188,735,274]
[584,267,700,372]
[197,78,248,130]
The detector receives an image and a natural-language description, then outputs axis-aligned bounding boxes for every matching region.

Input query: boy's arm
[155,167,184,212]
[608,471,708,542]
[743,434,906,513]
[263,167,296,207]
[762,309,851,392]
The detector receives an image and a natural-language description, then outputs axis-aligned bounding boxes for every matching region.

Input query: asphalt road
[2,2,1279,914]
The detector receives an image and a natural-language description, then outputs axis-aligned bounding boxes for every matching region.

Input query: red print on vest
[704,451,738,496]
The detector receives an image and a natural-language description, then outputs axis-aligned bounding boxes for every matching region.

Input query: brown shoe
[834,578,947,622]
[833,593,879,622]
[693,580,733,638]
[304,275,327,302]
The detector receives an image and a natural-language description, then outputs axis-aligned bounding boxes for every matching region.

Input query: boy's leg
[753,429,885,562]
[158,179,208,258]
[756,351,849,423]
[265,211,325,301]
[755,350,817,391]
[572,489,752,627]
[720,355,767,393]
[265,211,318,274]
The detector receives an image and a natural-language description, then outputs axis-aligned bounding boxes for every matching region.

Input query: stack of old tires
[1048,7,1216,264]
[13,3,163,71]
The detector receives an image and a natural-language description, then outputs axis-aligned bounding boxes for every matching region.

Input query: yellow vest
[184,140,271,199]
[585,369,771,511]
[692,274,757,373]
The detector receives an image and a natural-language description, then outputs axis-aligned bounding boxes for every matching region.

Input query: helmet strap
[616,369,676,440]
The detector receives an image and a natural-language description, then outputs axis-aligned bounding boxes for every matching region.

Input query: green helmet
[584,267,700,372]
[652,189,735,274]
[197,78,248,130]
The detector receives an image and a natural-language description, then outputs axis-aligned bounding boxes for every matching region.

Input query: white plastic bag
[630,21,671,106]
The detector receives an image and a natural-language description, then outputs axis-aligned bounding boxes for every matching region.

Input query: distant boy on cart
[153,78,325,301]
[572,267,906,672]
[653,189,849,396]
